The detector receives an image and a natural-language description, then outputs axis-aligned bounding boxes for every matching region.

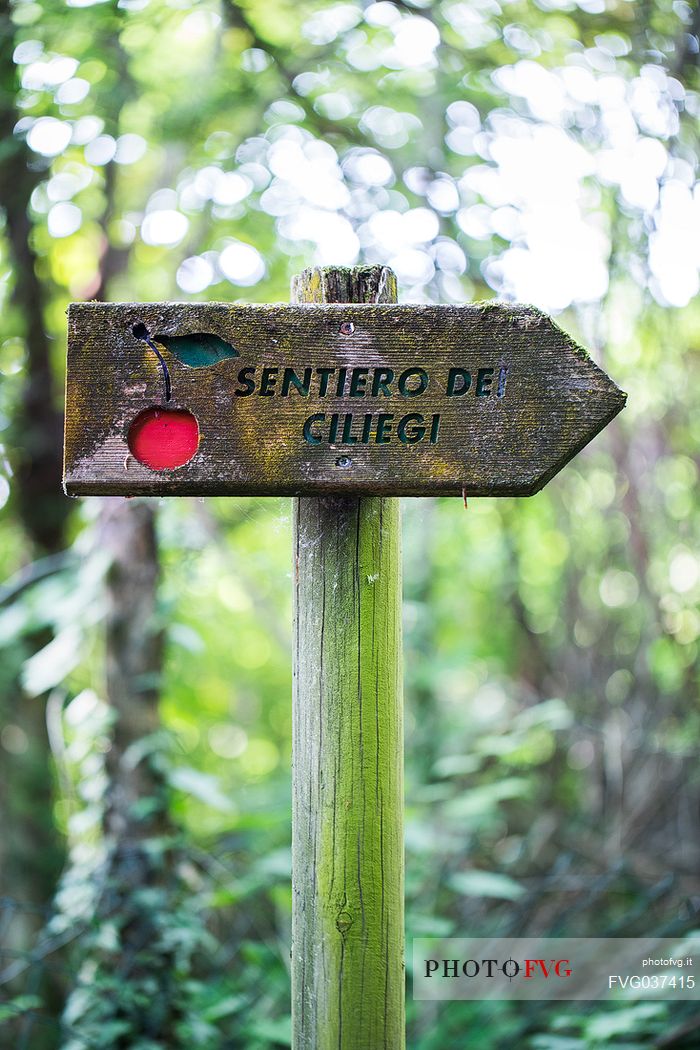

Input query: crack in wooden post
[292,266,405,1050]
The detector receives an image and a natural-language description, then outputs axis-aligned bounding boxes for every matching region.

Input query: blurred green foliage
[1,0,699,1047]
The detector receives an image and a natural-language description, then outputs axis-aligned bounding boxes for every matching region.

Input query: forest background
[0,0,699,1047]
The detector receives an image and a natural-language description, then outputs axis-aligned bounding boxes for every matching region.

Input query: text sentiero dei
[229,362,508,446]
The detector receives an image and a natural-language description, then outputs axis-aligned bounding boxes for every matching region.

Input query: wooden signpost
[63,265,625,1050]
[63,293,624,498]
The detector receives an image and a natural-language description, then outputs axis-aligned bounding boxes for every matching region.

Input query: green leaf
[443,777,529,820]
[406,913,455,938]
[202,994,247,1022]
[0,995,41,1023]
[585,1003,666,1040]
[22,625,81,695]
[63,987,94,1026]
[255,847,292,878]
[433,754,482,778]
[169,766,233,811]
[246,1016,292,1046]
[530,1038,585,1050]
[448,870,525,901]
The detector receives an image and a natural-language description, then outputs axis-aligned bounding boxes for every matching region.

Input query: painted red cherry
[128,407,199,470]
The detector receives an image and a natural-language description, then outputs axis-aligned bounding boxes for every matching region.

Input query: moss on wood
[292,267,404,1050]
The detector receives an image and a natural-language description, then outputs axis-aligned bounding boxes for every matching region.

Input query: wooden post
[291,266,405,1050]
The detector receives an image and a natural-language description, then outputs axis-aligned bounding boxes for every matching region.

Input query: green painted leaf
[157,332,238,367]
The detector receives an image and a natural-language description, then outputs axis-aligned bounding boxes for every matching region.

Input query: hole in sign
[128,407,200,471]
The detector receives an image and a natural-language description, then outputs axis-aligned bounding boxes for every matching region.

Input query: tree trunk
[100,498,166,844]
[0,0,70,553]
[63,499,180,1044]
[0,13,69,1035]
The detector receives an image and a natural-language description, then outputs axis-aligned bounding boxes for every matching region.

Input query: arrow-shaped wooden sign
[63,301,625,497]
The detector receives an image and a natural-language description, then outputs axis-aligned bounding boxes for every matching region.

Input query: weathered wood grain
[63,299,625,497]
[292,266,404,1050]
